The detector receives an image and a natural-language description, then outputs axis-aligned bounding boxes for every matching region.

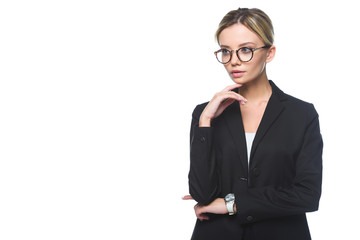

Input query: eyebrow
[220,42,256,48]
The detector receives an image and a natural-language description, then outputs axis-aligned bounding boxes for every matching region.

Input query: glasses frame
[214,46,269,64]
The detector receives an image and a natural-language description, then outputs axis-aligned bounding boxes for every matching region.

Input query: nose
[230,51,241,65]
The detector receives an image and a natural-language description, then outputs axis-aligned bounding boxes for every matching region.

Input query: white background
[0,0,359,239]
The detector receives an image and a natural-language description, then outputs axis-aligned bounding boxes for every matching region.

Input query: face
[218,23,275,85]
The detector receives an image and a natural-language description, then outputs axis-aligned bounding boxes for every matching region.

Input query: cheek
[248,58,266,74]
[224,65,232,73]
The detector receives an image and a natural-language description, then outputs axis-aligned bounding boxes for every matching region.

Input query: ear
[265,45,276,63]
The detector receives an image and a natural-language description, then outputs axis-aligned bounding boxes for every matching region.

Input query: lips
[231,70,245,78]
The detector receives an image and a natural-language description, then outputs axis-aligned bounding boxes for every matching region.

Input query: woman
[183,8,323,240]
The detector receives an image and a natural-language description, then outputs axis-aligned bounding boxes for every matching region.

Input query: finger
[222,83,243,92]
[195,205,210,221]
[218,98,236,113]
[218,91,247,103]
[198,214,210,221]
[182,195,194,200]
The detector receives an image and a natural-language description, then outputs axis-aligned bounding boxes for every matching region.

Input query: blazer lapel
[224,101,249,170]
[223,81,287,170]
[250,81,286,162]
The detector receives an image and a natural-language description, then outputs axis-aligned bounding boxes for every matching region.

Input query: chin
[232,77,247,85]
[232,75,259,86]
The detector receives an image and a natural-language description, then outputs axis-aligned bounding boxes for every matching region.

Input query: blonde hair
[215,8,274,47]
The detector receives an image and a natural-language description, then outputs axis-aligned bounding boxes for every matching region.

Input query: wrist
[199,115,212,127]
[224,193,235,215]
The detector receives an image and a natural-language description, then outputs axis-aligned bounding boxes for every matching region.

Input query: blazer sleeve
[235,105,323,224]
[188,104,221,205]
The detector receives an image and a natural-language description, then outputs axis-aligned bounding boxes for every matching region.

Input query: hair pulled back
[215,8,274,47]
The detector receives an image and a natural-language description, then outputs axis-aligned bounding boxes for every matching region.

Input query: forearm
[189,125,220,205]
[188,105,221,205]
[235,181,320,223]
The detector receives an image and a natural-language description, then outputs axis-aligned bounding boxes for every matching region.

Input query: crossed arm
[182,195,236,221]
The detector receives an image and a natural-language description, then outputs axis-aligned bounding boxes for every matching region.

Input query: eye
[221,49,231,55]
[240,47,252,53]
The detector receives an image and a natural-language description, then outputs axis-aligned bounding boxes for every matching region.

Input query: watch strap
[226,200,235,215]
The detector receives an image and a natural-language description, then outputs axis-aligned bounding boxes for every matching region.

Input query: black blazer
[188,81,323,240]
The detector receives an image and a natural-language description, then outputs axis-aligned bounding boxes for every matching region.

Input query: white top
[245,132,256,164]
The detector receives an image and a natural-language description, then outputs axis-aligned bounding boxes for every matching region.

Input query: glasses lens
[237,48,253,62]
[216,49,231,63]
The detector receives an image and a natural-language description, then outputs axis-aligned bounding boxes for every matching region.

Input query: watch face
[225,193,235,202]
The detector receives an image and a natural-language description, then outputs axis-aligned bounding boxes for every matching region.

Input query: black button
[200,136,206,143]
[246,216,254,222]
[251,168,260,177]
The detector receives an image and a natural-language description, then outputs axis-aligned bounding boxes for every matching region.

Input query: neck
[238,74,272,102]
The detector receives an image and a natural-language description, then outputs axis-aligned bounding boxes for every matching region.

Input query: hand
[199,83,246,127]
[182,195,228,221]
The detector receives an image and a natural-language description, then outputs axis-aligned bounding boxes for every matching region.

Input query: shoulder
[278,91,319,126]
[283,93,318,119]
[271,80,318,119]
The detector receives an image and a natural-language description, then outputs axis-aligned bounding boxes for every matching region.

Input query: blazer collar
[225,80,286,169]
[250,81,286,162]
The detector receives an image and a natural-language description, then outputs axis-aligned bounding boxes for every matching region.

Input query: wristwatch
[224,193,235,215]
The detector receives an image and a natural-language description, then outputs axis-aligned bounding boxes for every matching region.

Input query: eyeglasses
[214,46,269,64]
